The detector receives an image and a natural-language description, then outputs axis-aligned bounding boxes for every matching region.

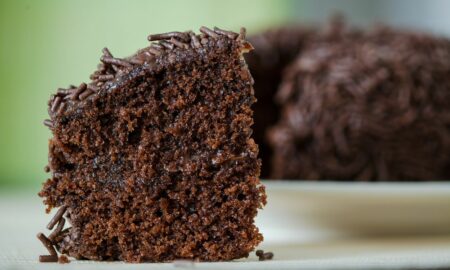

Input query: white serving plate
[1,182,450,269]
[257,181,450,243]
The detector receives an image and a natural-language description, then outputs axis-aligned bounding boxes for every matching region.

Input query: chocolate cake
[247,20,450,180]
[245,25,315,178]
[39,27,266,262]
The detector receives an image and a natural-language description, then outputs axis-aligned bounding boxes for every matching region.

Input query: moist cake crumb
[58,255,70,264]
[255,249,274,261]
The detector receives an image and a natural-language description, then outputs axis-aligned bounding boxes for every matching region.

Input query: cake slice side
[39,27,265,262]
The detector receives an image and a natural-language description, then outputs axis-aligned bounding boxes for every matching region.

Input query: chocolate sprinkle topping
[39,255,58,263]
[79,89,94,101]
[148,47,162,55]
[96,74,115,81]
[37,233,57,256]
[199,26,219,39]
[38,206,67,262]
[158,40,174,50]
[238,27,246,40]
[147,31,188,41]
[50,96,62,113]
[57,88,73,96]
[87,84,99,92]
[214,27,238,39]
[169,37,189,49]
[151,43,165,50]
[102,47,113,58]
[189,32,202,48]
[47,206,67,230]
[43,119,53,128]
[101,56,132,68]
[48,218,65,241]
[128,58,144,65]
[70,83,87,101]
[255,250,274,261]
[57,102,67,115]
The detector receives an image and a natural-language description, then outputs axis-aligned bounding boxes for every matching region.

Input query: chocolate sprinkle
[101,56,132,68]
[99,56,116,65]
[96,74,115,81]
[238,27,247,40]
[214,27,238,39]
[47,206,67,230]
[87,84,99,92]
[99,48,119,73]
[151,43,165,50]
[44,165,50,173]
[148,31,188,41]
[128,58,144,65]
[148,47,162,55]
[43,119,53,128]
[102,47,113,58]
[56,102,66,114]
[79,89,94,100]
[37,232,57,256]
[47,96,54,107]
[169,37,189,49]
[189,32,202,48]
[50,96,62,113]
[70,83,87,101]
[39,255,58,263]
[263,252,274,260]
[159,40,174,50]
[199,26,219,38]
[57,88,73,96]
[255,250,273,261]
[48,218,65,242]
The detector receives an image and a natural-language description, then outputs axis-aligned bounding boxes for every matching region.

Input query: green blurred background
[1,0,449,190]
[0,0,293,190]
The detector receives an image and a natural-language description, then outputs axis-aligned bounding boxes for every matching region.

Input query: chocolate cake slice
[39,27,266,262]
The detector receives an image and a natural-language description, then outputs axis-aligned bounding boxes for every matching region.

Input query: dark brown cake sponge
[266,25,450,180]
[39,27,266,262]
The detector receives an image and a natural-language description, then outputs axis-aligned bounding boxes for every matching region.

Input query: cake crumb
[256,249,274,261]
[58,255,70,264]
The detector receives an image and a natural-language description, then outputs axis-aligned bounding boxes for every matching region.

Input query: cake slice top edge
[45,26,254,123]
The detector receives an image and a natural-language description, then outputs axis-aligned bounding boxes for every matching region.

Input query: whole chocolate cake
[245,25,315,178]
[39,27,266,262]
[247,21,450,181]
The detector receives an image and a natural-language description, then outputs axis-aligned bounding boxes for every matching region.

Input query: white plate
[257,181,450,243]
[1,182,450,269]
